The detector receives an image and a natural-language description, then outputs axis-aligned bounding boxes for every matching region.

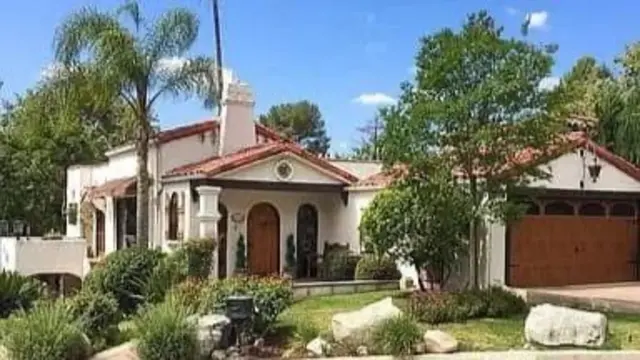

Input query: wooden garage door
[509,213,637,287]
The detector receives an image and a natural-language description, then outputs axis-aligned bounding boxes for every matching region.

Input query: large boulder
[331,297,402,342]
[524,304,607,348]
[187,314,231,356]
[423,330,458,353]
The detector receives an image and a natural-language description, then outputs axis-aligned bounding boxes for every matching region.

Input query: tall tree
[380,11,562,288]
[54,0,218,247]
[259,101,331,155]
[555,56,612,122]
[352,115,384,160]
[0,70,134,233]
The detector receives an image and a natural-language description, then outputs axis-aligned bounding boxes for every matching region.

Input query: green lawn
[277,290,640,351]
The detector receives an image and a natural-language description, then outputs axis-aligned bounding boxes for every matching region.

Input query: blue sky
[1,1,639,153]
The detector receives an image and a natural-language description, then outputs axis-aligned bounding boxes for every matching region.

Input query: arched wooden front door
[218,203,228,278]
[296,204,318,278]
[247,203,280,276]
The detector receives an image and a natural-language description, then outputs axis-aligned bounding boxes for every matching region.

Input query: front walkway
[523,282,640,313]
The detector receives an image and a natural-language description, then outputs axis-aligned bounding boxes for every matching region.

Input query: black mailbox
[226,295,254,322]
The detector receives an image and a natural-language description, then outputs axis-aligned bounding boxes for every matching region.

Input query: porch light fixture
[588,158,602,183]
[230,213,245,224]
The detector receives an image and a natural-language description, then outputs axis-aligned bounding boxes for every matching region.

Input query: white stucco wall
[218,155,343,184]
[330,160,382,179]
[213,189,343,276]
[0,237,89,278]
[529,149,640,191]
[486,148,640,287]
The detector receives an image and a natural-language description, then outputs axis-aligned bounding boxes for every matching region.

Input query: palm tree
[54,0,218,248]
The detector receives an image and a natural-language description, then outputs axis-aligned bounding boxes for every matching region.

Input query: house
[65,71,382,279]
[64,69,640,289]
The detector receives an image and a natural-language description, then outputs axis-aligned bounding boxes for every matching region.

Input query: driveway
[523,282,640,313]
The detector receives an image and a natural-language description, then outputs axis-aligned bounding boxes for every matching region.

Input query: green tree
[0,70,134,233]
[555,56,612,122]
[359,161,473,291]
[259,101,331,154]
[380,11,562,288]
[54,0,218,247]
[352,115,384,160]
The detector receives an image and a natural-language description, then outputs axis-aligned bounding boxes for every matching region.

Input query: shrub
[180,238,216,280]
[200,276,293,335]
[354,254,401,280]
[0,270,46,318]
[145,252,187,304]
[408,287,527,324]
[319,243,360,280]
[284,234,296,274]
[135,301,198,360]
[370,315,422,356]
[166,278,207,314]
[84,247,163,314]
[68,289,121,351]
[3,301,90,360]
[235,234,247,273]
[483,286,527,317]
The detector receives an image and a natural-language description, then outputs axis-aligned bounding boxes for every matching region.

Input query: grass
[277,290,640,351]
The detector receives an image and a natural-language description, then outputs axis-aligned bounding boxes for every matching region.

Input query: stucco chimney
[218,73,256,156]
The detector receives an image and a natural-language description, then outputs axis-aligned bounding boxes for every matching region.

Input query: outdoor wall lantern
[587,157,602,183]
[230,213,245,224]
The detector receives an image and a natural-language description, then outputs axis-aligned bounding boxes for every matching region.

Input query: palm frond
[149,56,219,109]
[117,0,143,31]
[145,8,199,61]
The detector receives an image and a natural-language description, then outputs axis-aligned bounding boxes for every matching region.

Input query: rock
[306,337,331,357]
[253,337,265,348]
[524,304,607,348]
[187,314,231,356]
[89,341,138,360]
[331,297,402,342]
[356,345,368,356]
[211,349,226,360]
[415,342,426,354]
[423,330,459,353]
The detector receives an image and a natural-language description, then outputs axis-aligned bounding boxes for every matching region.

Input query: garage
[507,196,639,287]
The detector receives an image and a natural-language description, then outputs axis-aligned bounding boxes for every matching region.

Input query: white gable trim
[213,151,351,184]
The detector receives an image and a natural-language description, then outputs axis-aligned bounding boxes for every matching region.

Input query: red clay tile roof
[355,132,640,187]
[154,119,282,145]
[164,140,359,183]
[86,176,137,198]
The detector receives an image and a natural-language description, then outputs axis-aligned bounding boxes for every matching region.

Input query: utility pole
[212,0,224,115]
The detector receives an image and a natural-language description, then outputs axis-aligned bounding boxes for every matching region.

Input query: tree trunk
[469,175,479,289]
[135,119,150,248]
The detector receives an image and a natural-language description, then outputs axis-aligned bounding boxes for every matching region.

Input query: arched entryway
[218,203,228,278]
[247,203,280,276]
[296,204,318,278]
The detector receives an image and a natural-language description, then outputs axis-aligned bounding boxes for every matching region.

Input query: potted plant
[234,234,247,275]
[283,234,296,280]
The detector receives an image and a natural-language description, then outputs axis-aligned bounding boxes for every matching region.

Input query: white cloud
[526,11,549,30]
[353,92,396,106]
[538,76,560,91]
[157,56,188,73]
[506,7,519,16]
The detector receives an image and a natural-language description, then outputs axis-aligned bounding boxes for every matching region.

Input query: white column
[196,186,221,278]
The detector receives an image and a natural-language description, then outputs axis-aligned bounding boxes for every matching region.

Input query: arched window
[611,202,636,217]
[168,193,179,240]
[578,203,606,216]
[544,201,575,215]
